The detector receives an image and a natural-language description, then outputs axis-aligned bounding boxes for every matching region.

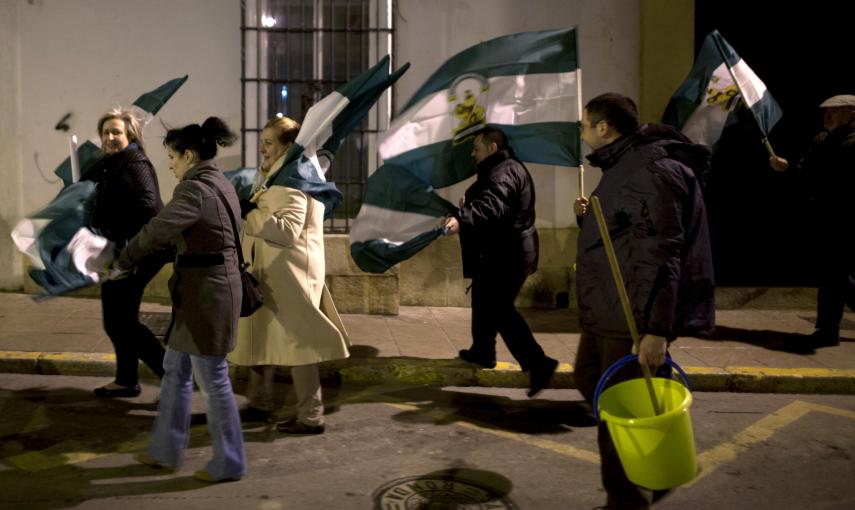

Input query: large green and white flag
[350,28,581,273]
[262,55,409,219]
[12,76,188,297]
[663,30,781,148]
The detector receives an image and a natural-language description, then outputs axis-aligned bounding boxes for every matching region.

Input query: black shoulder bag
[213,187,263,317]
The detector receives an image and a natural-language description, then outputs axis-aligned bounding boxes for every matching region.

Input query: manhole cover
[373,475,518,509]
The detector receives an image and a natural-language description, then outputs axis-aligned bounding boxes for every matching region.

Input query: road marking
[4,426,208,472]
[385,402,600,464]
[690,400,855,486]
[383,398,855,479]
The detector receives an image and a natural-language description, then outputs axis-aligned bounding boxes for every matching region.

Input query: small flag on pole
[663,30,781,149]
[263,56,409,218]
[54,75,189,187]
[13,76,188,297]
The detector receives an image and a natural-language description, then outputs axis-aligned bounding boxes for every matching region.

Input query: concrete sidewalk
[0,292,853,393]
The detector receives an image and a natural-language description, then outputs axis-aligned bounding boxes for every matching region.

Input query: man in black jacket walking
[574,93,714,509]
[445,126,558,397]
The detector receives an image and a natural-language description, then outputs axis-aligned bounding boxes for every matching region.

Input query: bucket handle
[593,354,691,422]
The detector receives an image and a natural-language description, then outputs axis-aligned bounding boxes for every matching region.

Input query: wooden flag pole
[68,135,80,183]
[762,137,777,158]
[576,67,585,199]
[590,196,662,415]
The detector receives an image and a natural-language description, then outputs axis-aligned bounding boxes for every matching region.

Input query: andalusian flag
[12,76,188,297]
[54,75,189,187]
[350,28,581,273]
[663,30,781,147]
[263,55,409,218]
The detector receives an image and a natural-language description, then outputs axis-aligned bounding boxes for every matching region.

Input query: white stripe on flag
[11,218,51,270]
[349,204,444,244]
[295,91,349,154]
[379,70,579,160]
[730,59,766,108]
[682,63,735,147]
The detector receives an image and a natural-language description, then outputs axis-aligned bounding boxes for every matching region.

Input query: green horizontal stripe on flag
[749,92,782,137]
[403,28,578,111]
[385,121,580,188]
[362,164,457,215]
[351,226,446,274]
[501,122,581,167]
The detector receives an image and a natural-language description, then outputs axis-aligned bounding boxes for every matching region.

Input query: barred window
[241,0,395,233]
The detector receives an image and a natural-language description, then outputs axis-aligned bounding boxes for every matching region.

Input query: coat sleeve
[244,186,307,247]
[457,174,514,228]
[625,163,689,338]
[120,157,162,235]
[116,181,202,269]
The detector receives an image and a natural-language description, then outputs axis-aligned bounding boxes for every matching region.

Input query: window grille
[241,0,395,233]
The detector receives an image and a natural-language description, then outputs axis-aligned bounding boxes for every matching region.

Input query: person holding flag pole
[769,94,855,348]
[573,92,714,509]
[82,108,170,398]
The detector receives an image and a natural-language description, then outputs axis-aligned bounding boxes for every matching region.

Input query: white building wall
[0,0,641,303]
[0,0,241,290]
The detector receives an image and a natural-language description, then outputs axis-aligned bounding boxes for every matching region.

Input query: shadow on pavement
[698,325,853,354]
[0,386,229,510]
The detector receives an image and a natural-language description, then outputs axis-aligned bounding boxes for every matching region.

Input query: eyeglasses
[580,119,603,130]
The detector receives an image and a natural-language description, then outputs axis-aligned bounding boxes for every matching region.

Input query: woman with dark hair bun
[113,116,246,483]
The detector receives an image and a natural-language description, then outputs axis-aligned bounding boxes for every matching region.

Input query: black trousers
[100,252,168,387]
[574,331,671,510]
[816,264,855,335]
[469,272,545,371]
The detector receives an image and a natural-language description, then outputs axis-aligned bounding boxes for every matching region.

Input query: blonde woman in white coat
[228,116,349,434]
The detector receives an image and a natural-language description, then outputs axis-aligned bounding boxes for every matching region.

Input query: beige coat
[228,157,349,367]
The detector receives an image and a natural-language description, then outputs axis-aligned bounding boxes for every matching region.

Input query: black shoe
[810,329,840,348]
[276,418,325,435]
[94,384,141,398]
[458,349,497,369]
[527,357,558,398]
[241,406,273,423]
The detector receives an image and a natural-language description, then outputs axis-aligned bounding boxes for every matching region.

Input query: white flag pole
[576,67,585,199]
[69,135,80,183]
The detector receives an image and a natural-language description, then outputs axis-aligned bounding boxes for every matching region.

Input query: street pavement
[0,291,854,394]
[0,373,853,509]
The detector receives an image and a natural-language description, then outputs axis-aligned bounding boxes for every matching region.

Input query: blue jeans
[148,347,246,480]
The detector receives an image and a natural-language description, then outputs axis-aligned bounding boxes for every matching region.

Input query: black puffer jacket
[456,148,538,278]
[576,129,715,339]
[82,144,163,245]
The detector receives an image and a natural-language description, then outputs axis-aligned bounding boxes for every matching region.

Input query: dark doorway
[694,2,855,285]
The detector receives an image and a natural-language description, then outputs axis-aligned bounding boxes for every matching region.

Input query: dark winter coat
[116,161,242,357]
[456,148,538,278]
[791,120,855,254]
[576,129,715,340]
[82,144,163,245]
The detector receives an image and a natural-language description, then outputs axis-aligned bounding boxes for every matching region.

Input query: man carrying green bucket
[573,93,715,509]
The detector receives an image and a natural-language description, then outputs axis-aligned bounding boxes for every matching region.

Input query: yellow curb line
[1,351,854,393]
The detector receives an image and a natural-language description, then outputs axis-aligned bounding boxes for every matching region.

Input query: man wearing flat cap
[770,95,855,348]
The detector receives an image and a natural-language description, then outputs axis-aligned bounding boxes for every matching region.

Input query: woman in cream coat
[228,116,349,434]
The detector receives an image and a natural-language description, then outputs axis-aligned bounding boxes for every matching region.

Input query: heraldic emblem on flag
[663,30,782,148]
[350,28,582,273]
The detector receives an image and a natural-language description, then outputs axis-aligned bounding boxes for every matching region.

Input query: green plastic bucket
[593,355,696,490]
